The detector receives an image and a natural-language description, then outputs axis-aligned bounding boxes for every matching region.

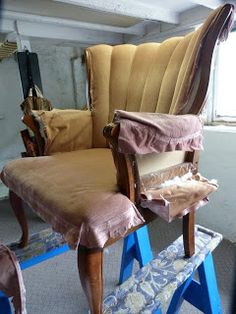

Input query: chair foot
[78,246,103,314]
[183,211,195,257]
[9,190,29,248]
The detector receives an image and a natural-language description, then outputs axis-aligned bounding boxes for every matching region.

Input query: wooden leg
[9,190,29,248]
[183,211,195,257]
[78,246,103,314]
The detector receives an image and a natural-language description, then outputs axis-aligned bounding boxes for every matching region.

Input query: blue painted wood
[119,232,136,284]
[119,225,153,284]
[167,272,195,314]
[183,279,205,312]
[197,253,222,314]
[20,243,69,270]
[8,228,67,265]
[0,294,12,314]
[134,225,153,266]
[173,253,222,314]
[104,225,223,313]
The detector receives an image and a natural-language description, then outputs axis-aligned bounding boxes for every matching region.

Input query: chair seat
[1,149,144,249]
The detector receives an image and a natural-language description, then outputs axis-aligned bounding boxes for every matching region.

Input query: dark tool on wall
[17,50,52,157]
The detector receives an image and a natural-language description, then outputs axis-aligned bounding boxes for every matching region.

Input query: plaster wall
[198,130,236,243]
[0,43,87,197]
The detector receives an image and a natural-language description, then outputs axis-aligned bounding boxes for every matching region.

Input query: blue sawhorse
[0,292,11,314]
[119,225,153,284]
[119,225,222,314]
[1,226,222,314]
[167,252,222,314]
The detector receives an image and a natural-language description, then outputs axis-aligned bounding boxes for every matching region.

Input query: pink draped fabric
[0,245,26,314]
[113,110,204,155]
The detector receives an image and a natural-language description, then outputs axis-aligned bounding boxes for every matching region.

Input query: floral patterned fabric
[103,225,222,314]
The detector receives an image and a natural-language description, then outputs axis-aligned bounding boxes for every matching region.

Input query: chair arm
[113,110,203,155]
[27,109,93,155]
[22,114,45,156]
[104,119,201,204]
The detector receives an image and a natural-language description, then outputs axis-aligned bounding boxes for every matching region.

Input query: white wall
[198,129,236,243]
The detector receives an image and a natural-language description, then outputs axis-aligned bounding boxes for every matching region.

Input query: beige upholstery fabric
[86,6,224,148]
[1,149,144,249]
[140,164,218,222]
[141,174,218,222]
[137,152,186,176]
[32,109,93,155]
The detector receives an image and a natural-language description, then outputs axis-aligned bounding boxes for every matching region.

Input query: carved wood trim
[21,115,45,156]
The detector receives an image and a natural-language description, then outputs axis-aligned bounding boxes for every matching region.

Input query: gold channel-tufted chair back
[86,4,234,148]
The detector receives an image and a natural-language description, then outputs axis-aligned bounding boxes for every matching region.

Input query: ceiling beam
[15,20,123,45]
[3,10,146,36]
[54,0,179,24]
[126,5,213,44]
[190,0,224,9]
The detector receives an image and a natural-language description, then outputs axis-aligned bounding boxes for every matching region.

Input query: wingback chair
[0,4,234,314]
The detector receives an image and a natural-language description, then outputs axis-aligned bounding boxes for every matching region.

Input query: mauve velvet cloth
[113,110,204,155]
[0,245,26,314]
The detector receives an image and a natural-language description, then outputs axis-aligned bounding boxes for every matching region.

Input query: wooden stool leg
[78,246,103,314]
[9,190,29,248]
[183,211,195,257]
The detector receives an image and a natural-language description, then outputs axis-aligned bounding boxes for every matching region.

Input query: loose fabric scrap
[0,245,26,314]
[141,172,218,222]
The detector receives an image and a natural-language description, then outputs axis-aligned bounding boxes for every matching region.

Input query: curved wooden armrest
[104,123,140,204]
[103,123,119,148]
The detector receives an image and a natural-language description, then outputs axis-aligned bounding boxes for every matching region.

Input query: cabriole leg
[78,246,103,314]
[9,190,29,248]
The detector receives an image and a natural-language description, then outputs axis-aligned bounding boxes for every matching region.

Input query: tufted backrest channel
[86,5,234,148]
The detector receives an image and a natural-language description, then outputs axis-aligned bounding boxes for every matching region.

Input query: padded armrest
[32,109,93,155]
[113,110,203,155]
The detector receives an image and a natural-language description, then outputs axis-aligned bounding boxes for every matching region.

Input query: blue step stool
[103,225,222,314]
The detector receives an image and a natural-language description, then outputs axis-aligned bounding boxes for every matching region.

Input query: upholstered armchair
[0,4,234,314]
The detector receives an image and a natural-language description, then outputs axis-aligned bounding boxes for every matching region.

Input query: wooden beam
[54,0,179,24]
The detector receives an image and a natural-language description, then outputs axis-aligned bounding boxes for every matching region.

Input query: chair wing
[86,4,234,148]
